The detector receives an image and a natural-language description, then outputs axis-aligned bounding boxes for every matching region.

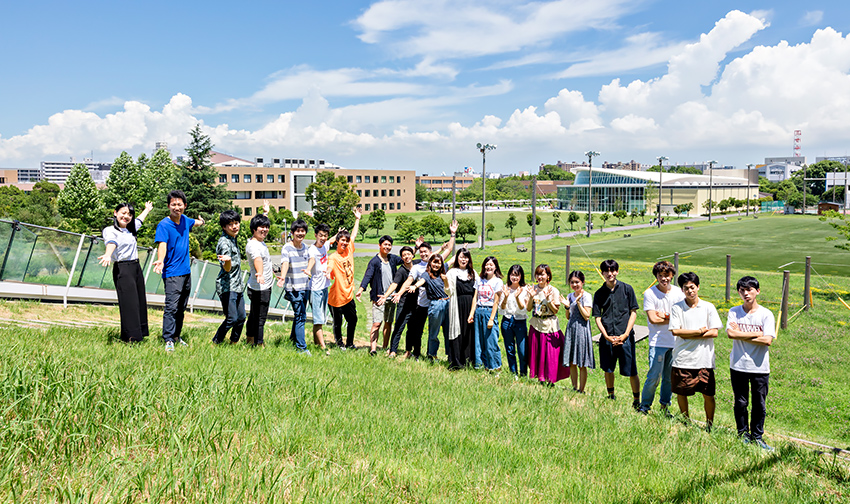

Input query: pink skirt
[529,326,570,383]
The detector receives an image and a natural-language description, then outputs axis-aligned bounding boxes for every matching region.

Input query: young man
[638,260,685,415]
[669,272,723,431]
[278,219,312,355]
[356,235,403,356]
[383,246,416,358]
[726,276,776,450]
[153,190,205,352]
[593,259,641,408]
[305,223,337,355]
[212,209,246,344]
[328,208,362,349]
[245,214,274,346]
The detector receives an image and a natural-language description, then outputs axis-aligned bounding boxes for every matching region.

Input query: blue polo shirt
[154,215,195,278]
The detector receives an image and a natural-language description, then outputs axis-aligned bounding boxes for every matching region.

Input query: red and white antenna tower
[793,129,802,157]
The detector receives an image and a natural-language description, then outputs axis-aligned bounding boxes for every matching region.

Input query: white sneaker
[176,338,189,347]
[165,341,175,352]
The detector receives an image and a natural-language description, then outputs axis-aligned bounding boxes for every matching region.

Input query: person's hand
[325,270,333,280]
[256,271,265,285]
[700,326,709,335]
[729,321,740,331]
[502,285,510,298]
[276,277,285,288]
[302,268,311,278]
[263,199,270,215]
[415,236,424,248]
[353,207,362,220]
[217,255,231,263]
[355,290,362,302]
[195,214,206,226]
[407,285,416,294]
[449,220,458,235]
[487,319,494,329]
[97,254,111,267]
[467,314,474,324]
[153,260,164,274]
[392,292,402,304]
[440,272,447,281]
[144,201,153,212]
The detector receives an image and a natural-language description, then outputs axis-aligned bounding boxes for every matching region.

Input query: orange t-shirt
[328,244,355,307]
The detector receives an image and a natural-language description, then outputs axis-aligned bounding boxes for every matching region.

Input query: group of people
[99,193,776,450]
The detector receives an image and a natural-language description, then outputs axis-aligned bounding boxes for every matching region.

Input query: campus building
[39,158,112,184]
[415,173,475,192]
[556,167,757,216]
[211,152,416,218]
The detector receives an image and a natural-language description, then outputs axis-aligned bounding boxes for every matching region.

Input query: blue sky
[1,1,849,174]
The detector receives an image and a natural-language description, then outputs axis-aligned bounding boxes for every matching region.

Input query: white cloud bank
[2,11,850,171]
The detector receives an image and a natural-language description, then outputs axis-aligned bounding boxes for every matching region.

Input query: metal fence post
[674,252,679,275]
[64,234,87,307]
[725,254,732,303]
[189,260,209,314]
[565,245,571,284]
[804,256,812,311]
[0,222,19,280]
[780,270,790,329]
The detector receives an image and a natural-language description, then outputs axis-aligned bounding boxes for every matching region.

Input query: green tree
[366,208,387,237]
[599,212,610,231]
[397,218,421,243]
[486,222,494,239]
[613,209,627,225]
[420,214,448,241]
[455,217,477,242]
[538,164,576,181]
[17,181,61,227]
[394,214,414,231]
[629,208,638,223]
[644,182,658,218]
[0,186,27,218]
[56,163,103,232]
[139,148,178,205]
[718,198,730,213]
[568,211,579,230]
[639,208,646,221]
[820,210,850,250]
[526,213,541,227]
[775,180,798,203]
[305,170,360,233]
[552,211,560,231]
[177,125,233,219]
[103,151,141,211]
[505,213,518,234]
[702,199,714,215]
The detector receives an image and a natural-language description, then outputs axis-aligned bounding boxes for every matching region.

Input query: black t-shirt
[393,265,416,303]
[592,281,639,336]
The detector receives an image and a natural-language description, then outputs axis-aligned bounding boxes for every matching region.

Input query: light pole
[657,155,668,227]
[707,160,717,222]
[585,150,600,237]
[477,143,496,249]
[746,163,753,216]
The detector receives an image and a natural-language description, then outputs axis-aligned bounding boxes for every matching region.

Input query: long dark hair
[113,203,139,237]
[452,248,475,278]
[507,264,526,287]
[479,256,503,279]
[428,254,444,279]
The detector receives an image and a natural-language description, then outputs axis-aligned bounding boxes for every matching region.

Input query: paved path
[354,216,707,256]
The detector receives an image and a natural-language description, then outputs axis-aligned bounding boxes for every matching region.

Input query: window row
[362,202,402,211]
[347,175,403,184]
[220,174,287,184]
[355,189,402,197]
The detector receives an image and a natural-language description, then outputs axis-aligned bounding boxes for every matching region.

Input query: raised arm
[138,201,154,221]
[98,243,117,267]
[439,220,458,261]
[350,208,362,243]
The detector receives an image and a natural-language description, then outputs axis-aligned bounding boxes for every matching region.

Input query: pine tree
[56,164,102,231]
[103,151,140,210]
[177,125,232,219]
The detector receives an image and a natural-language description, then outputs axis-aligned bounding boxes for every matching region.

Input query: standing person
[98,201,153,343]
[278,219,312,354]
[499,264,529,377]
[669,272,722,431]
[726,276,776,450]
[305,223,337,355]
[468,256,504,371]
[445,248,476,369]
[328,209,362,349]
[356,235,403,356]
[212,209,246,344]
[524,264,569,385]
[593,259,641,407]
[383,246,416,358]
[409,254,451,362]
[153,190,205,352]
[638,261,685,415]
[562,270,595,393]
[245,214,273,346]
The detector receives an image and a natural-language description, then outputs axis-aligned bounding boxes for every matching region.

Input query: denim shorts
[310,288,329,325]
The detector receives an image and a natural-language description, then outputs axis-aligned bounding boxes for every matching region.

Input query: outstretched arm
[350,208,362,242]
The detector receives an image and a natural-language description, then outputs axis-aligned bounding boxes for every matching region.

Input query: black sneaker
[632,400,640,410]
[607,394,616,400]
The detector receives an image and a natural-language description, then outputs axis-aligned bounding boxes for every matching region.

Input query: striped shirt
[281,242,310,292]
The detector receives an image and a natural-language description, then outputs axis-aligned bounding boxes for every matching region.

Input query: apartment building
[212,152,416,218]
[415,173,474,192]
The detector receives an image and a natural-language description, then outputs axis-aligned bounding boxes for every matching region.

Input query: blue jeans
[501,316,528,375]
[640,346,673,411]
[427,298,449,357]
[474,306,502,370]
[284,289,311,351]
[214,291,246,343]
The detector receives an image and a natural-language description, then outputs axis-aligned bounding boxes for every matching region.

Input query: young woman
[445,248,475,369]
[98,201,153,343]
[500,264,529,377]
[524,264,569,385]
[468,256,503,371]
[410,254,450,362]
[562,270,595,392]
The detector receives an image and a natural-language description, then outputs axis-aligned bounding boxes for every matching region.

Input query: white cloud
[543,89,603,132]
[801,10,823,27]
[553,33,688,78]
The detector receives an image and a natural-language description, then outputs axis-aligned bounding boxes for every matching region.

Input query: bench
[684,226,693,230]
[516,244,527,252]
[623,233,631,238]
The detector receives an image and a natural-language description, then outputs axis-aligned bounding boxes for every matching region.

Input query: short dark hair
[677,271,700,288]
[250,214,271,233]
[379,235,393,246]
[600,259,619,273]
[314,223,331,235]
[507,264,526,287]
[219,210,241,228]
[291,219,309,233]
[479,256,503,279]
[337,229,351,241]
[737,276,760,291]
[568,270,585,284]
[534,263,553,282]
[418,242,432,251]
[652,260,676,277]
[399,246,415,256]
[167,190,186,206]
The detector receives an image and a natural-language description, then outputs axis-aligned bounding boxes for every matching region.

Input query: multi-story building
[766,156,807,166]
[602,160,642,171]
[38,158,112,184]
[211,152,416,218]
[415,173,474,192]
[758,163,802,183]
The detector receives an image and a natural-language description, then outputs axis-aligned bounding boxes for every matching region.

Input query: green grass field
[2,214,850,502]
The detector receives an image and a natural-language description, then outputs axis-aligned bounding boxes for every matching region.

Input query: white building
[758,163,803,183]
[765,156,807,166]
[40,158,112,184]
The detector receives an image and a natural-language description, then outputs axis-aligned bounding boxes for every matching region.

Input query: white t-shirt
[307,243,330,291]
[669,299,723,369]
[727,305,776,374]
[245,239,273,291]
[499,286,528,320]
[410,262,430,307]
[102,218,143,262]
[475,277,504,307]
[643,285,685,348]
[567,291,593,319]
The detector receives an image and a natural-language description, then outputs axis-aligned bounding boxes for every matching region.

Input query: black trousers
[113,260,148,342]
[330,299,358,348]
[162,274,192,342]
[730,368,770,440]
[405,305,428,357]
[247,288,271,345]
[389,298,414,353]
